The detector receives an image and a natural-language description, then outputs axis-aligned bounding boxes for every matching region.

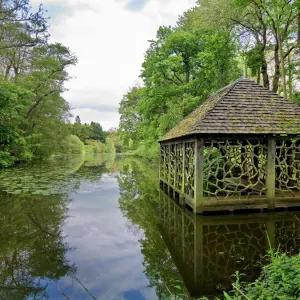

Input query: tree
[195,0,300,94]
[90,122,105,142]
[75,115,81,124]
[0,2,77,167]
[118,86,141,149]
[118,13,241,157]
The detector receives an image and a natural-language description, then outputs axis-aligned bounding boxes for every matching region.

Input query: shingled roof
[160,77,300,142]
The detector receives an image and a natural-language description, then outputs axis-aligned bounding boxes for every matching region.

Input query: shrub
[225,253,300,300]
[0,151,15,168]
[84,139,104,153]
[61,135,84,154]
[133,141,160,161]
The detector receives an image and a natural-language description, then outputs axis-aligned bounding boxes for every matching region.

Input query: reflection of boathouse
[159,191,300,297]
[159,78,300,214]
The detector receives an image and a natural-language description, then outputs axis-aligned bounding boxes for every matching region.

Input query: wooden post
[194,139,204,214]
[181,143,186,204]
[173,144,177,198]
[267,139,276,209]
[168,143,171,194]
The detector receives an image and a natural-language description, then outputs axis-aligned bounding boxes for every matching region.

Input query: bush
[133,141,160,161]
[225,252,300,300]
[0,151,15,168]
[61,135,84,154]
[84,139,103,153]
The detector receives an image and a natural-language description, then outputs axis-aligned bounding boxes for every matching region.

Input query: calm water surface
[0,154,299,300]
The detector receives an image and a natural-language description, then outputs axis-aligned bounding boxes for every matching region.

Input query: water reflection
[1,154,299,299]
[0,154,117,299]
[159,190,300,298]
[116,157,186,299]
[0,192,74,299]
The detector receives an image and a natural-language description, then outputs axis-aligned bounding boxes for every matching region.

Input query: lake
[0,154,299,300]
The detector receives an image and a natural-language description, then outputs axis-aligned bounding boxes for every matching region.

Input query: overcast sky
[31,0,196,130]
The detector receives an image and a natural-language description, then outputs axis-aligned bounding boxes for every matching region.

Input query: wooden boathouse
[159,78,300,214]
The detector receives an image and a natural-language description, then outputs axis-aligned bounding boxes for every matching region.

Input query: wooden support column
[168,143,171,194]
[194,139,204,214]
[267,139,276,209]
[173,144,177,199]
[181,142,186,204]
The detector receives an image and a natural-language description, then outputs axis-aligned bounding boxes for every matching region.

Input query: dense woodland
[118,0,300,159]
[0,1,114,168]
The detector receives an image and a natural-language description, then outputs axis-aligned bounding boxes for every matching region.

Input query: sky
[31,0,196,130]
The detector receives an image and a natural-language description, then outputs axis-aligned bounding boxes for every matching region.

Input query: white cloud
[31,0,196,130]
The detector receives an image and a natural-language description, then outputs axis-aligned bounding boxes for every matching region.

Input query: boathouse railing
[160,137,300,213]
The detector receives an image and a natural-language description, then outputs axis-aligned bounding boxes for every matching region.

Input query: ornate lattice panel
[203,140,267,199]
[160,145,167,180]
[184,142,195,198]
[175,144,184,191]
[170,145,175,186]
[275,139,300,197]
[165,145,170,182]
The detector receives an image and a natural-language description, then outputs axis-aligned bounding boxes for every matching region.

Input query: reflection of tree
[0,192,74,300]
[116,157,187,299]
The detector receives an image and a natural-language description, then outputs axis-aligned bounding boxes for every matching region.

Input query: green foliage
[133,141,160,161]
[225,253,300,300]
[90,122,105,142]
[0,2,77,167]
[69,122,106,145]
[116,157,185,299]
[84,139,104,154]
[0,191,74,299]
[118,86,141,150]
[245,47,265,77]
[61,135,85,154]
[118,7,242,159]
[0,151,15,168]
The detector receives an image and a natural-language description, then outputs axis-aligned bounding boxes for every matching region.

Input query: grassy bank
[221,251,300,300]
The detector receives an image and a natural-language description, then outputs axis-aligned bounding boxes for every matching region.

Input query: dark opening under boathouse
[159,78,300,214]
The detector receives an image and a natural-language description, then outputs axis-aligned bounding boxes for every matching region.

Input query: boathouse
[159,78,300,214]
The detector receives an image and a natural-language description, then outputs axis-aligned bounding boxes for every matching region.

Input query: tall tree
[75,115,81,124]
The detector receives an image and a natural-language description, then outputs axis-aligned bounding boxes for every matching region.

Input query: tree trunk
[277,26,287,98]
[184,57,190,83]
[257,67,261,85]
[273,42,280,93]
[259,30,269,89]
[261,56,269,89]
[288,54,293,98]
